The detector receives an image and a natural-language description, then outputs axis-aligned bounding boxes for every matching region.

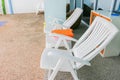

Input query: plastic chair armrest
[49,33,77,42]
[47,49,91,66]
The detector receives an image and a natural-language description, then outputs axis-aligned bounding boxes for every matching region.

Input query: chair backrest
[63,8,83,28]
[72,16,119,67]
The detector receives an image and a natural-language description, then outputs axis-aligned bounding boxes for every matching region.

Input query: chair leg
[48,70,52,79]
[74,69,78,76]
[48,69,59,80]
[70,69,79,80]
[63,39,70,50]
[68,61,79,80]
[55,38,62,49]
[49,58,64,80]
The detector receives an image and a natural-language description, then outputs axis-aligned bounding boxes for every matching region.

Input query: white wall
[0,0,40,14]
[97,0,112,10]
[97,0,120,10]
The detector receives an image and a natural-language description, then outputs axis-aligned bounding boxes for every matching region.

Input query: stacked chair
[40,16,119,80]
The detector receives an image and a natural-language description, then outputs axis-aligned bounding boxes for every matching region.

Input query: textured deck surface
[0,14,45,80]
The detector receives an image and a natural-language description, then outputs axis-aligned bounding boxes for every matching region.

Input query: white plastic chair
[44,8,83,33]
[40,16,119,80]
[45,8,83,49]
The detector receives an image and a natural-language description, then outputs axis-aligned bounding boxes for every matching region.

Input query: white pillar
[44,0,66,26]
[110,0,115,15]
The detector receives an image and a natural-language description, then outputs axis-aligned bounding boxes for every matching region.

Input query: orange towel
[52,29,74,37]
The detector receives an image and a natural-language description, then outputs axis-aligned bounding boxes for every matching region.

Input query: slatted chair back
[63,8,83,28]
[72,16,119,68]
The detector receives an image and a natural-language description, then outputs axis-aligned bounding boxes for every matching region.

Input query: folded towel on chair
[52,29,74,37]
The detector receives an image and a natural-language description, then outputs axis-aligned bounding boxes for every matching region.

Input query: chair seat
[40,48,74,71]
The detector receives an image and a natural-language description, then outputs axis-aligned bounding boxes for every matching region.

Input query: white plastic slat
[73,19,112,59]
[81,27,108,52]
[63,8,83,28]
[75,32,109,58]
[64,12,80,27]
[76,22,104,49]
